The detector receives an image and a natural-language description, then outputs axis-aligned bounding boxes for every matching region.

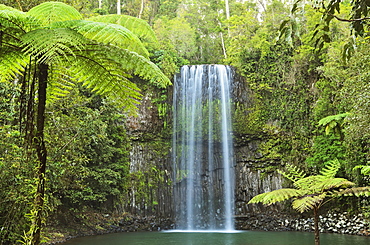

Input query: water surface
[63,230,370,245]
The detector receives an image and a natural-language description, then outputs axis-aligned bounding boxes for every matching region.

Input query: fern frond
[294,175,354,192]
[335,186,370,197]
[320,159,340,178]
[353,165,370,175]
[115,48,171,88]
[53,20,149,57]
[294,175,325,190]
[88,14,158,44]
[27,1,82,27]
[316,178,355,192]
[278,164,306,183]
[248,188,303,205]
[0,5,29,32]
[46,64,76,103]
[62,46,170,112]
[292,194,325,213]
[21,28,87,64]
[0,48,28,82]
[318,113,349,135]
[66,49,142,113]
[318,113,350,127]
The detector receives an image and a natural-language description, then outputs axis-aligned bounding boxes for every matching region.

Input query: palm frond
[292,194,325,213]
[278,164,306,183]
[248,188,303,205]
[27,1,82,27]
[320,159,340,178]
[21,28,87,64]
[0,48,28,82]
[88,14,158,44]
[53,20,149,57]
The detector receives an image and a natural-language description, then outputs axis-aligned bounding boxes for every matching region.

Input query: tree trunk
[220,32,227,59]
[117,0,121,14]
[224,0,230,20]
[313,206,320,245]
[31,63,48,245]
[138,0,145,18]
[224,0,230,36]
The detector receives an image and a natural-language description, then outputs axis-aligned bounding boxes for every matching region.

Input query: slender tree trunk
[224,0,230,20]
[138,0,145,18]
[220,32,227,59]
[313,206,320,245]
[31,63,48,245]
[117,0,121,14]
[224,0,230,37]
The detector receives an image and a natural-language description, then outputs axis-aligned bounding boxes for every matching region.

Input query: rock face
[123,67,368,236]
[124,67,284,223]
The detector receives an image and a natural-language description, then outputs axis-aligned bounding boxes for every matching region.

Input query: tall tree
[0,2,170,244]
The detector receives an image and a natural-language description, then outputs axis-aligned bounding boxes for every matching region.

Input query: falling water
[172,65,235,231]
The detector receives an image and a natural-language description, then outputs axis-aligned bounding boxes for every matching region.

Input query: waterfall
[172,65,235,231]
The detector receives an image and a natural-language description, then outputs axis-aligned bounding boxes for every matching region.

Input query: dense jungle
[0,0,370,244]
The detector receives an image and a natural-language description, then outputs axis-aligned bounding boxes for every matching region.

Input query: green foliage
[88,14,158,45]
[354,165,370,176]
[278,164,306,183]
[153,16,197,61]
[249,160,369,213]
[1,2,170,244]
[45,88,131,210]
[318,113,349,136]
[306,134,345,171]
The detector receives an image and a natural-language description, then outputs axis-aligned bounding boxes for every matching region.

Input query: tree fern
[65,48,142,112]
[248,160,370,245]
[318,113,349,135]
[88,14,158,44]
[1,3,171,244]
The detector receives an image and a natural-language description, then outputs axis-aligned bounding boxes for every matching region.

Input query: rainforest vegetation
[1,0,370,244]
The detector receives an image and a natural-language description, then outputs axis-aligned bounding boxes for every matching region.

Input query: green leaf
[248,188,303,205]
[88,14,158,44]
[27,1,82,27]
[54,20,149,57]
[292,194,325,213]
[21,28,87,64]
